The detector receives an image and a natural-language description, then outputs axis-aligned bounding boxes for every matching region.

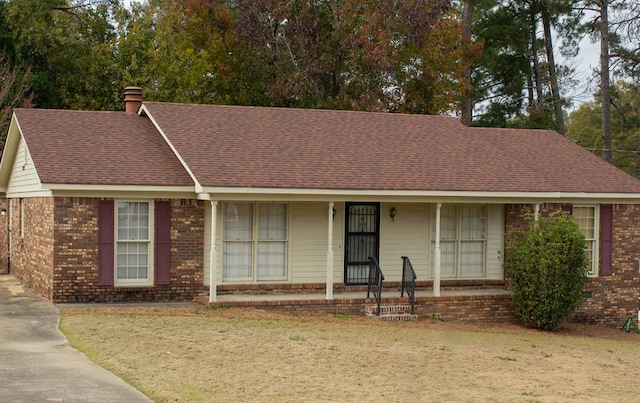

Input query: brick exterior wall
[8,197,205,303]
[505,203,640,327]
[10,198,55,300]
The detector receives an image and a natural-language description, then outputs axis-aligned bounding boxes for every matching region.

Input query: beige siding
[7,137,41,194]
[486,204,505,279]
[289,202,344,283]
[379,202,430,282]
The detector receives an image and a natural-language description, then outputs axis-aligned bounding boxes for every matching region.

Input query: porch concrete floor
[212,287,511,303]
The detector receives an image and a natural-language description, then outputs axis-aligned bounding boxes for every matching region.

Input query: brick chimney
[124,86,143,114]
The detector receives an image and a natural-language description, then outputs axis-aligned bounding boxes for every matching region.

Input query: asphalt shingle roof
[14,108,193,187]
[143,102,640,194]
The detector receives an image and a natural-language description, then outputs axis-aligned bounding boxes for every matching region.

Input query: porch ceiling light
[390,206,397,222]
[0,208,6,215]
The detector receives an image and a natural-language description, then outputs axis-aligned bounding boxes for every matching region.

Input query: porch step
[365,304,418,321]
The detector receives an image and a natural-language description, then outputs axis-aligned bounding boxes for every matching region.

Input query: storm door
[344,203,380,285]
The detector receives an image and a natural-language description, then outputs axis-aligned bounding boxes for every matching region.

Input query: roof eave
[198,187,640,203]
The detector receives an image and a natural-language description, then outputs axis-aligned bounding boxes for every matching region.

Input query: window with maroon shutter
[155,200,171,285]
[97,200,115,286]
[599,204,613,276]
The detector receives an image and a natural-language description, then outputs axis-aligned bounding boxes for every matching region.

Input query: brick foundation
[214,280,507,296]
[197,293,517,323]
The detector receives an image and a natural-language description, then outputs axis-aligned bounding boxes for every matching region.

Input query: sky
[563,38,601,109]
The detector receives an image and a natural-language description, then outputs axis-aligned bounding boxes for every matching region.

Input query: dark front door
[344,203,380,285]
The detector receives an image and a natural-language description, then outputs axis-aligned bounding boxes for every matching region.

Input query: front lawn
[59,306,640,402]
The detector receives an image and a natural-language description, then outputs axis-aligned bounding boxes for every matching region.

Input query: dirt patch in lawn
[59,306,640,402]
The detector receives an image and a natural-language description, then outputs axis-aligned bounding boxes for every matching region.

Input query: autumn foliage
[137,0,477,114]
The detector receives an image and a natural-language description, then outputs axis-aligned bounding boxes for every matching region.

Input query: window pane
[224,203,253,240]
[460,241,484,276]
[440,206,457,240]
[440,241,456,277]
[257,241,286,278]
[460,205,485,240]
[574,206,595,240]
[117,201,149,241]
[223,241,252,279]
[116,241,149,280]
[117,266,127,279]
[259,204,287,240]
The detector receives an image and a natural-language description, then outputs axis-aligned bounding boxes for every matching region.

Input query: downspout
[209,200,218,303]
[326,202,334,300]
[434,203,442,297]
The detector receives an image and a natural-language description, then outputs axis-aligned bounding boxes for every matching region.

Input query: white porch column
[326,202,335,300]
[433,202,442,297]
[209,200,218,303]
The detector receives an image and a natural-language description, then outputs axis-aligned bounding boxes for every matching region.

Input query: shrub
[505,210,588,331]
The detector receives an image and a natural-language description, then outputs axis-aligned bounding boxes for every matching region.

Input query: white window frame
[222,202,289,282]
[573,205,599,277]
[114,200,154,286]
[431,204,487,279]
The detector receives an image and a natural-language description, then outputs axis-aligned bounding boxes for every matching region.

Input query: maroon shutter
[600,204,613,276]
[560,203,573,214]
[154,200,171,285]
[97,200,114,286]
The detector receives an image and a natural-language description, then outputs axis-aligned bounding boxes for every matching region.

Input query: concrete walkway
[0,274,152,403]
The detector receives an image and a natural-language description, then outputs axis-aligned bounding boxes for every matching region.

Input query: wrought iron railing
[367,256,385,315]
[401,256,417,314]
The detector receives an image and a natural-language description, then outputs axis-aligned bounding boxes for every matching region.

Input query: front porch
[195,284,516,323]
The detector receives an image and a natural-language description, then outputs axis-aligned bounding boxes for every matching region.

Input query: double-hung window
[573,205,598,276]
[223,202,288,281]
[431,204,486,278]
[116,201,152,285]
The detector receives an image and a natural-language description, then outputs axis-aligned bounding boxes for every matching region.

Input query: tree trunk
[600,0,613,163]
[530,5,543,106]
[541,6,565,133]
[460,0,474,126]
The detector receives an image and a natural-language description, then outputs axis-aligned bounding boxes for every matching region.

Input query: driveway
[0,274,152,402]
